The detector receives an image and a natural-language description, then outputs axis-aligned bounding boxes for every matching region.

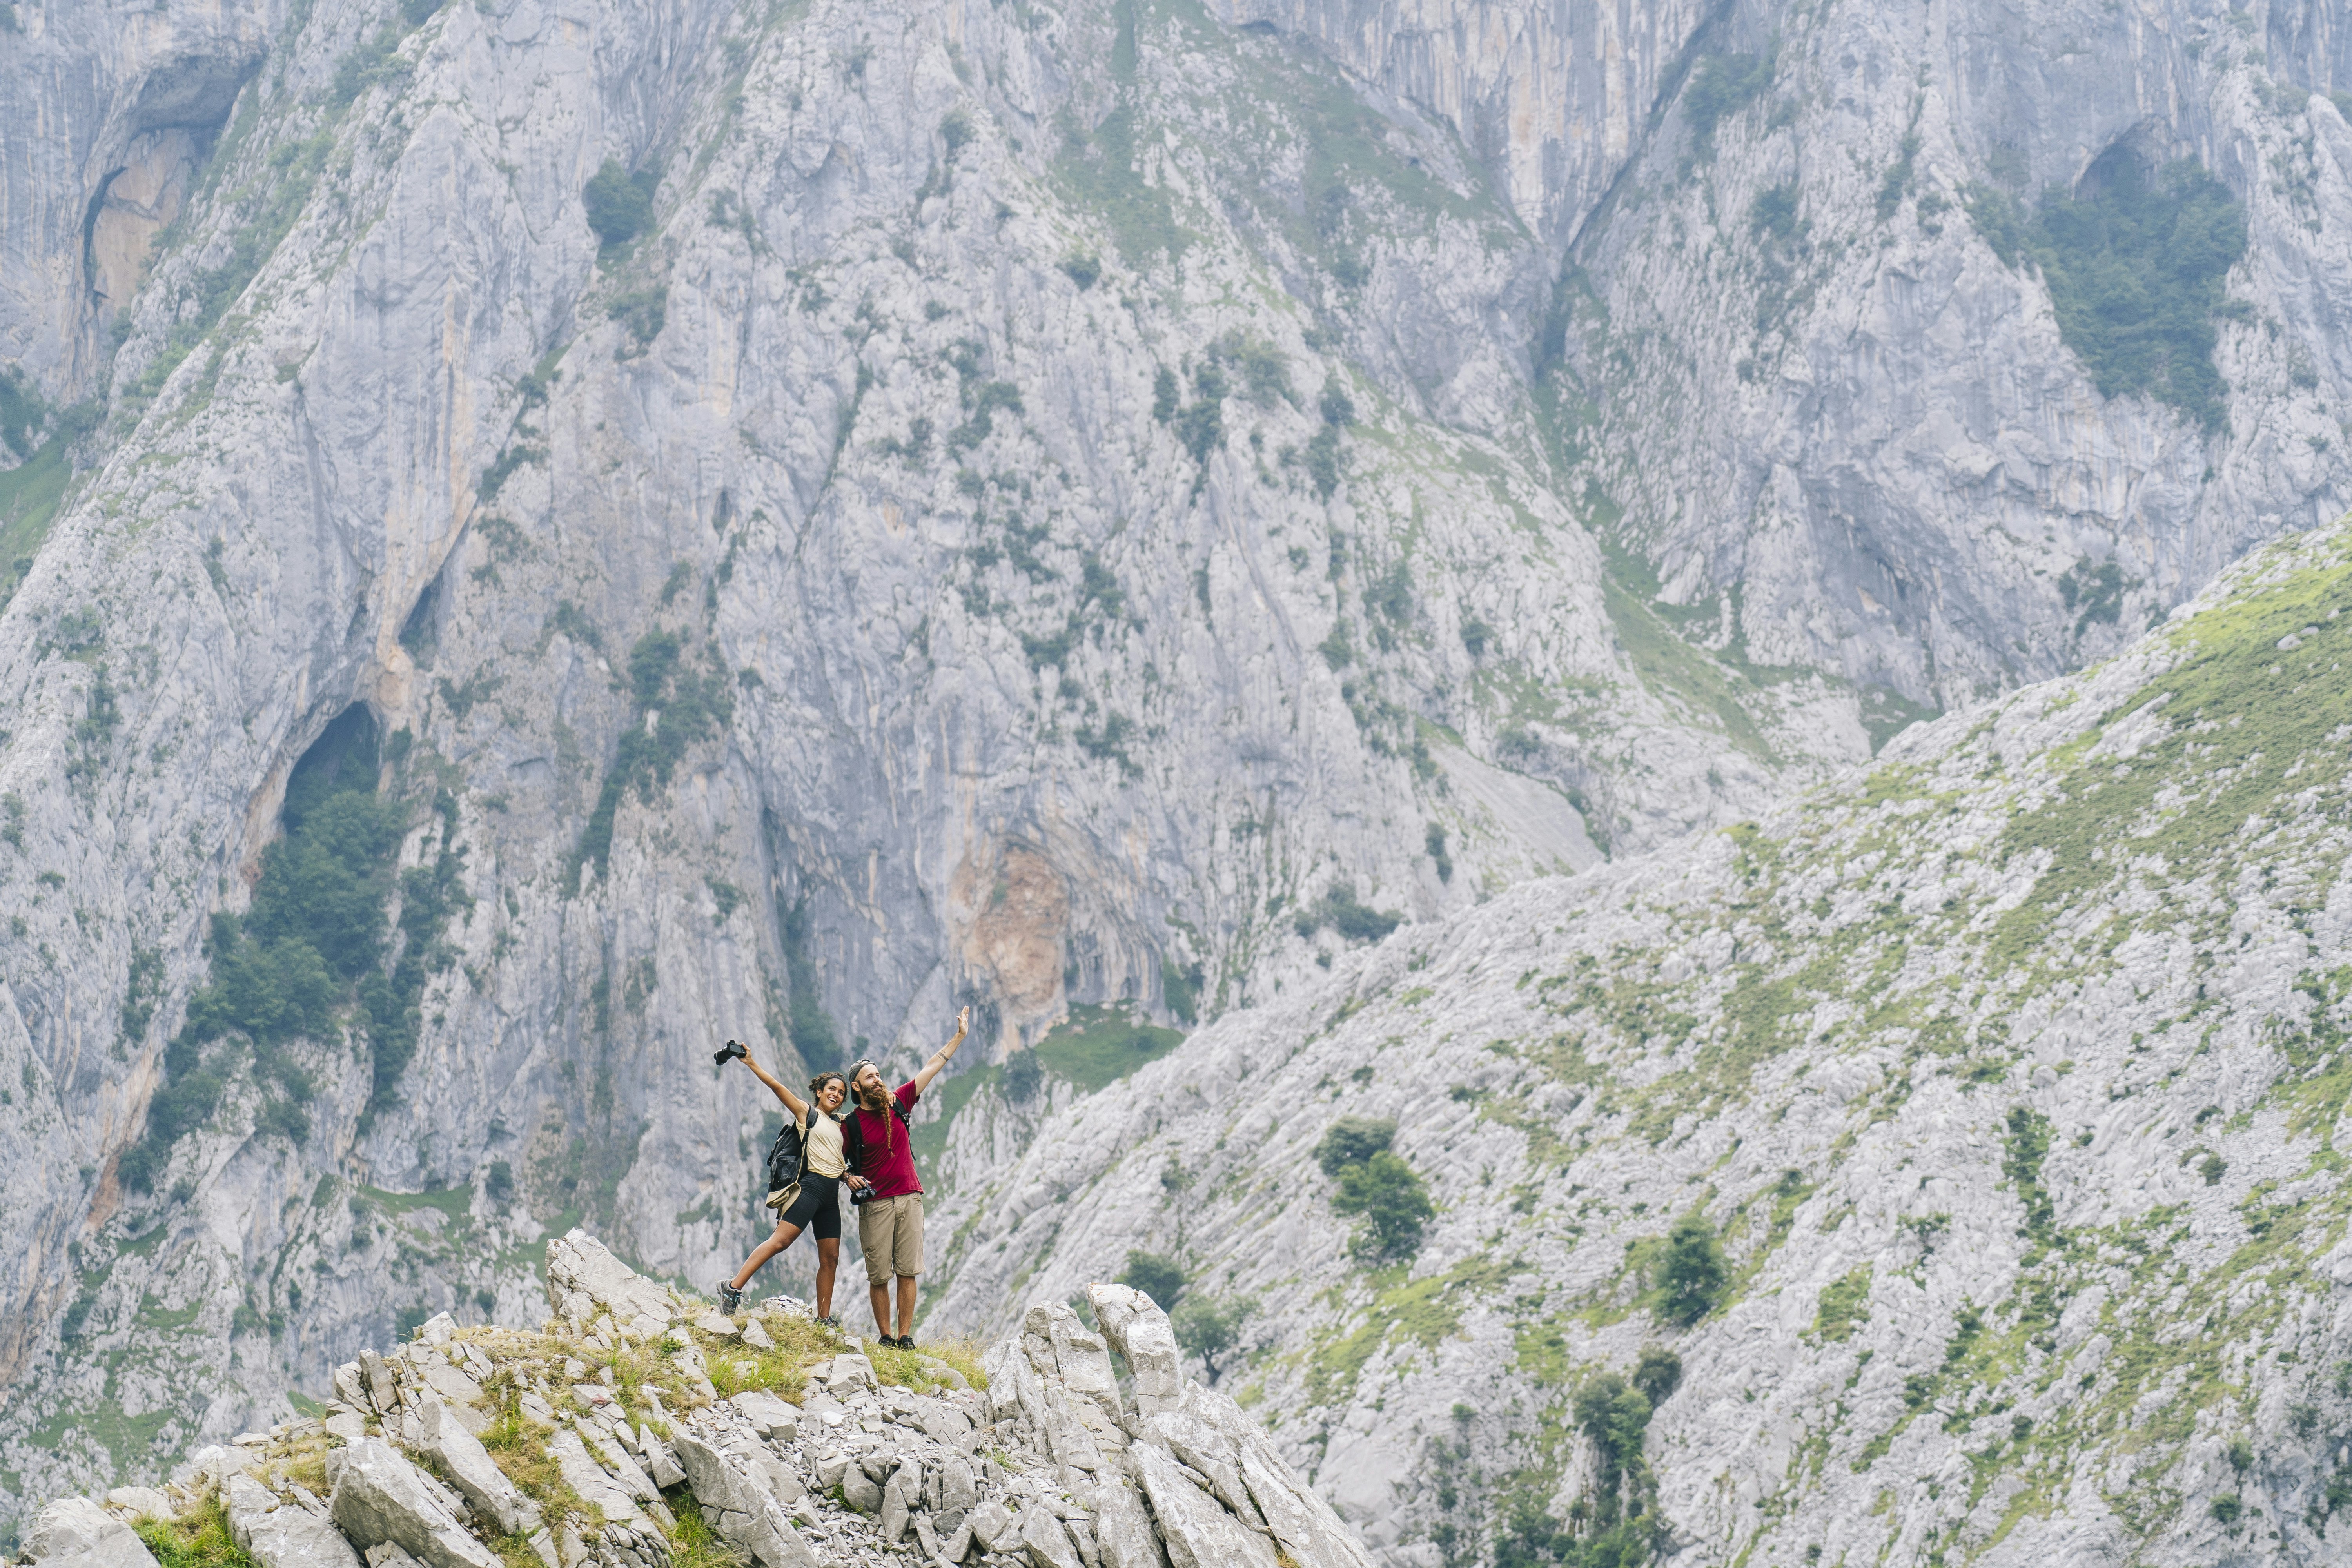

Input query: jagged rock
[738,1319,773,1351]
[414,1398,541,1536]
[24,1497,160,1568]
[838,1465,881,1515]
[413,1355,485,1419]
[543,1432,642,1525]
[726,1391,797,1441]
[327,1440,498,1568]
[817,1354,877,1394]
[936,1453,977,1515]
[573,1422,659,1504]
[1127,1445,1276,1568]
[1018,1508,1083,1568]
[665,1432,821,1568]
[418,1315,456,1347]
[630,1430,686,1491]
[545,1234,675,1336]
[1040,1314,1120,1423]
[967,1499,1015,1554]
[1083,1289,1180,1417]
[878,1473,910,1544]
[332,1366,370,1412]
[1088,1480,1166,1568]
[360,1354,397,1416]
[225,1474,364,1568]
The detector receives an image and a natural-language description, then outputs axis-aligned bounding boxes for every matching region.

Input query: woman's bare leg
[730,1219,803,1291]
[815,1238,841,1319]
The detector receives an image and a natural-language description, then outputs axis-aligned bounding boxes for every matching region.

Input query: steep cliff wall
[926,514,2352,1565]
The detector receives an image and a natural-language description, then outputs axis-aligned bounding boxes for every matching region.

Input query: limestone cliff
[3,0,2352,1548]
[923,514,2352,1564]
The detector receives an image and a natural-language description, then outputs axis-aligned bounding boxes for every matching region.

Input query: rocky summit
[9,1231,1371,1568]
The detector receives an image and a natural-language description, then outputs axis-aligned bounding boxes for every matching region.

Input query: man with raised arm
[841,1007,969,1348]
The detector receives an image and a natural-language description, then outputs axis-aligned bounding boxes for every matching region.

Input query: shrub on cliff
[1316,1118,1434,1262]
[1656,1212,1728,1326]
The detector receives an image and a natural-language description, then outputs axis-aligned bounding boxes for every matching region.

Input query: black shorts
[777,1174,841,1241]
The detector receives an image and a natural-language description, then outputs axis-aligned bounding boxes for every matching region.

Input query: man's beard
[858,1083,889,1112]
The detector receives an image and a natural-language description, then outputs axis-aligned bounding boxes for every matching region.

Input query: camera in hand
[713,1039,748,1065]
[850,1183,879,1206]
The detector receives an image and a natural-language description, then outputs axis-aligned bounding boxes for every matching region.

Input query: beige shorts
[858,1192,924,1285]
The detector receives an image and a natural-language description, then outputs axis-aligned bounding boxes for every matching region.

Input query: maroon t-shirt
[849,1082,923,1198]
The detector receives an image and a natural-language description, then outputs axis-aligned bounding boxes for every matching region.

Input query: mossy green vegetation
[572,631,734,886]
[1314,1116,1435,1262]
[127,710,402,1188]
[1965,154,2245,431]
[1305,1257,1511,1406]
[1033,1004,1184,1094]
[134,1494,255,1568]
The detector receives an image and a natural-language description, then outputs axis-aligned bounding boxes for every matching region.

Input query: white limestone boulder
[327,1440,498,1568]
[224,1474,364,1568]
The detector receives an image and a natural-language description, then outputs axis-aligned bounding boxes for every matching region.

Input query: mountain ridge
[918,509,2352,1565]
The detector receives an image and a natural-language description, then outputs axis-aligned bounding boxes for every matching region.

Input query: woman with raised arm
[714,1047,850,1326]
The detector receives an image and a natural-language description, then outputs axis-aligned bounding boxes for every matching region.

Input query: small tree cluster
[1656,1212,1728,1326]
[1315,1117,1434,1263]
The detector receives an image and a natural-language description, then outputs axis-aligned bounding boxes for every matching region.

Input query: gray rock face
[327,1440,498,1568]
[225,1474,365,1568]
[413,1399,541,1538]
[546,1234,677,1336]
[668,1430,821,1568]
[1129,1443,1277,1568]
[23,1497,159,1568]
[1085,1287,1181,1417]
[965,1499,1015,1555]
[929,516,2352,1560]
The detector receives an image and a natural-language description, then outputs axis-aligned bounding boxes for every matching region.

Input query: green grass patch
[1306,1258,1511,1406]
[1810,1266,1871,1343]
[0,434,71,601]
[1987,532,2352,972]
[1032,1004,1185,1093]
[136,1495,254,1568]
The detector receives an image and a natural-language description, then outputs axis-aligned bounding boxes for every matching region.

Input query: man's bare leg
[896,1276,918,1343]
[869,1281,893,1338]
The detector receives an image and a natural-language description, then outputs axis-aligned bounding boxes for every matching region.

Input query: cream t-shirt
[804,1112,847,1178]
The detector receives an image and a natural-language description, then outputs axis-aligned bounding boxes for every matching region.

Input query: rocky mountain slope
[920,513,2352,1565]
[12,1229,1372,1568]
[5,0,2352,1547]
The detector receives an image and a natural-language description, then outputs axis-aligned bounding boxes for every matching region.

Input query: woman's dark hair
[808,1071,847,1103]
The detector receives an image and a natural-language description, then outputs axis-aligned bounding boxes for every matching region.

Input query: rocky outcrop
[9,1232,1372,1568]
[18,1498,158,1568]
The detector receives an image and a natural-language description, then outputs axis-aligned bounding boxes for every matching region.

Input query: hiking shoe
[894,1334,916,1351]
[716,1282,742,1314]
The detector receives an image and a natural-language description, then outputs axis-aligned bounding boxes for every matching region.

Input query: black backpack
[765,1107,828,1202]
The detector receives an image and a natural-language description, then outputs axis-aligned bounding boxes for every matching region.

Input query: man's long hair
[850,1060,895,1154]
